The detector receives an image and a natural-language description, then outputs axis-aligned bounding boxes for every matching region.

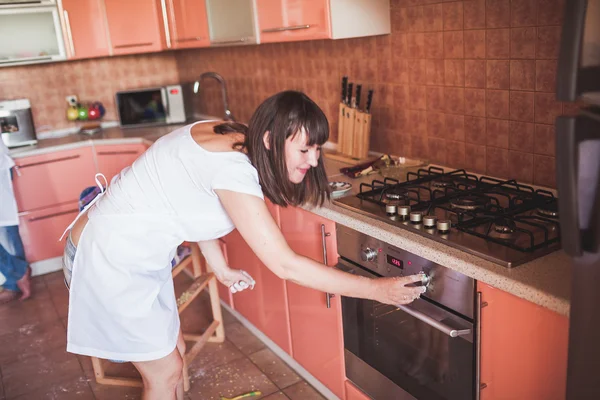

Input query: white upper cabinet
[205,0,259,46]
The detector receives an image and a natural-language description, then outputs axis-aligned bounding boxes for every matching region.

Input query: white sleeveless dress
[65,121,263,362]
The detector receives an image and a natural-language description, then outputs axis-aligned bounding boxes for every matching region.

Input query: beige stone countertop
[9,125,571,316]
[317,156,571,317]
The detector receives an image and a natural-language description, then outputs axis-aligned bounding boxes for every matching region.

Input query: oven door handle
[397,304,472,338]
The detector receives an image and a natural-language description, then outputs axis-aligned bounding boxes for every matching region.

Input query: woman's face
[285,127,321,184]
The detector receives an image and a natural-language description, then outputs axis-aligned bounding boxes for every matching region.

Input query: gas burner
[383,188,409,201]
[431,178,455,189]
[537,202,559,218]
[490,218,518,240]
[450,195,489,211]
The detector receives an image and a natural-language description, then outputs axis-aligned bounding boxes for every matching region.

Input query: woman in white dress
[62,91,426,400]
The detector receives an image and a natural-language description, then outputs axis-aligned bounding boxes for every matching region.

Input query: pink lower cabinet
[12,147,96,212]
[345,380,371,400]
[18,201,80,263]
[94,143,147,183]
[280,207,345,399]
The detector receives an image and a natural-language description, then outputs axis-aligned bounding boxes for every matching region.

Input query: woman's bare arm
[215,190,425,305]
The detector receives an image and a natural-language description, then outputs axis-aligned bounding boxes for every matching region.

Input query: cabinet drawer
[12,147,96,212]
[94,143,146,183]
[18,201,80,263]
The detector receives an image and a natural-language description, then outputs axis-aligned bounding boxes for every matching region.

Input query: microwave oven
[115,84,194,128]
[0,99,37,148]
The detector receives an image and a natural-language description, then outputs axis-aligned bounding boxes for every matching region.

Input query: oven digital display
[386,254,404,269]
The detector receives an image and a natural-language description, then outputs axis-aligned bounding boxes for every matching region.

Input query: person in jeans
[0,139,31,303]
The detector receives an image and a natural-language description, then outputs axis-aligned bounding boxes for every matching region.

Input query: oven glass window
[342,296,474,400]
[118,90,167,126]
[0,116,19,134]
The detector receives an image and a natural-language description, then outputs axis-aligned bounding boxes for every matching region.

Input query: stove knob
[385,204,398,215]
[410,211,423,224]
[423,215,437,228]
[361,247,378,262]
[398,205,411,219]
[437,220,452,233]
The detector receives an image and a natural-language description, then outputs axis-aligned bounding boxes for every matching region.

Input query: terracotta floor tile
[89,378,142,400]
[222,308,238,326]
[0,319,66,365]
[1,346,84,399]
[249,348,301,390]
[187,358,278,400]
[225,322,266,356]
[283,382,325,400]
[1,373,5,400]
[10,376,94,400]
[0,287,59,337]
[46,275,70,318]
[188,340,246,372]
[262,392,290,399]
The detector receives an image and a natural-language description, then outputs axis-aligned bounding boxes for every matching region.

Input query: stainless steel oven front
[336,225,481,400]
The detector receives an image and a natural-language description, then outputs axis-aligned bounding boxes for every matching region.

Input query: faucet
[193,72,235,122]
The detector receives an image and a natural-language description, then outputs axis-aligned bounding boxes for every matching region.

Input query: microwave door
[557,0,600,102]
[160,88,171,124]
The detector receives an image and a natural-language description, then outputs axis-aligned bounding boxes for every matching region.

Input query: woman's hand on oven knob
[374,274,427,305]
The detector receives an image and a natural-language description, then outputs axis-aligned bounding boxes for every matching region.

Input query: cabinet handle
[29,208,79,222]
[114,42,154,49]
[321,224,334,308]
[211,38,247,45]
[63,10,75,57]
[17,155,80,169]
[475,292,488,400]
[176,37,206,43]
[97,151,139,156]
[262,24,311,33]
[159,0,171,48]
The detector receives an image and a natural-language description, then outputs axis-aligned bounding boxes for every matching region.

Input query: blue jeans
[0,225,29,292]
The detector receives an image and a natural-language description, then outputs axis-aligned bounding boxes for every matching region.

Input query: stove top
[333,167,561,267]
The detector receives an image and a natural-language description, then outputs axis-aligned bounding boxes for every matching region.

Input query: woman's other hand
[215,268,256,293]
[374,274,427,305]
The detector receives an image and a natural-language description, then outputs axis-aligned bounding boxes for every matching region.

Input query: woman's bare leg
[132,347,183,400]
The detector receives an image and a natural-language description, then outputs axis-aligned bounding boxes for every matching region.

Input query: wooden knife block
[353,110,372,160]
[336,105,371,160]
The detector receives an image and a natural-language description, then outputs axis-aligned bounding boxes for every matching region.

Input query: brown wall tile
[509,120,534,152]
[447,140,467,168]
[429,137,448,164]
[407,33,426,59]
[487,29,511,59]
[428,112,447,138]
[409,59,428,85]
[408,110,428,135]
[407,6,425,32]
[394,85,410,108]
[412,134,429,159]
[423,4,444,32]
[510,60,536,90]
[465,60,487,88]
[536,26,561,59]
[511,27,537,59]
[444,2,464,30]
[508,151,534,183]
[424,32,445,59]
[444,31,465,58]
[427,59,446,85]
[391,7,409,33]
[427,86,446,112]
[487,118,510,147]
[537,0,564,25]
[487,0,511,28]
[465,88,487,116]
[465,116,487,144]
[464,30,487,59]
[487,60,510,89]
[534,124,556,156]
[535,92,563,124]
[409,85,428,110]
[392,33,408,58]
[465,0,487,29]
[534,155,556,186]
[445,87,465,114]
[511,0,538,27]
[536,59,557,92]
[465,143,487,173]
[377,84,395,108]
[487,146,510,177]
[445,60,465,86]
[487,89,510,119]
[509,91,535,121]
[446,114,466,141]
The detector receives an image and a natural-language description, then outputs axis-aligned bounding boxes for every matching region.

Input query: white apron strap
[59,173,108,241]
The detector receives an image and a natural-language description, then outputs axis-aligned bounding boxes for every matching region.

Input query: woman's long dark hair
[213,91,331,207]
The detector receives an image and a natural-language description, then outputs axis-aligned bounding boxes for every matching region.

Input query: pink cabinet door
[168,0,210,49]
[104,0,165,55]
[12,147,96,212]
[95,143,147,183]
[479,283,569,400]
[257,0,331,43]
[280,207,344,399]
[61,0,110,59]
[18,201,80,263]
[345,380,371,400]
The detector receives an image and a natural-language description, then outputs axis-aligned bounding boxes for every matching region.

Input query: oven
[336,224,481,400]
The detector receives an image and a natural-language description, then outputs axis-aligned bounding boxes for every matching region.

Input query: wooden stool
[90,243,225,392]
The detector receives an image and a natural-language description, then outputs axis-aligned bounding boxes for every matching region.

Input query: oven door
[338,258,475,400]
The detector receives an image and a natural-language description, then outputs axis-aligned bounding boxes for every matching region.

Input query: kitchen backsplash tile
[509,121,535,152]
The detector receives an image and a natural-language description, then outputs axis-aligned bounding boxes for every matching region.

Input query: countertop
[9,125,572,316]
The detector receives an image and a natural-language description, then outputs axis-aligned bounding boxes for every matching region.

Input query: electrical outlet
[66,95,78,106]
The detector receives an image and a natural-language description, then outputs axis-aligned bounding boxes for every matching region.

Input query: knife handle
[355,84,362,110]
[341,76,348,104]
[347,83,353,107]
[366,89,374,114]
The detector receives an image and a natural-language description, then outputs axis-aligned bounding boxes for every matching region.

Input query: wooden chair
[90,243,225,392]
